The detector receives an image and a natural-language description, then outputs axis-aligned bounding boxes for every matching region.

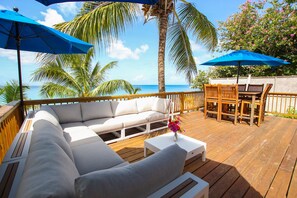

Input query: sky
[0,0,249,86]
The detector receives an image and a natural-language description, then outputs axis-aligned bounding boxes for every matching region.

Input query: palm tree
[32,50,134,98]
[0,80,29,104]
[55,1,217,92]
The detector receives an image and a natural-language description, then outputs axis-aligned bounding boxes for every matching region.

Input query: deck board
[108,111,297,197]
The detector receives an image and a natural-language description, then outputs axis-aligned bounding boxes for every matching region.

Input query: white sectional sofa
[1,97,194,198]
[39,97,173,144]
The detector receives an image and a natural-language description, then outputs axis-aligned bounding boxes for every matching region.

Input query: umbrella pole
[236,61,241,84]
[15,22,24,121]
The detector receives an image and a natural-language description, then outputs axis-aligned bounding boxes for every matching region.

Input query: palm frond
[168,21,197,83]
[31,61,82,93]
[178,2,217,51]
[55,3,140,51]
[40,82,77,98]
[0,80,29,103]
[91,79,133,96]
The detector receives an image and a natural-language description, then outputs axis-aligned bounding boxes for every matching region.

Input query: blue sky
[0,0,249,86]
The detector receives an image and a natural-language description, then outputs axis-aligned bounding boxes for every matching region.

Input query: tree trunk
[158,12,169,93]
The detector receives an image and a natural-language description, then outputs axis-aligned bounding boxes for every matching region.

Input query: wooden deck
[108,111,297,198]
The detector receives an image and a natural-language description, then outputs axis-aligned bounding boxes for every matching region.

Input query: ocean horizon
[25,85,199,100]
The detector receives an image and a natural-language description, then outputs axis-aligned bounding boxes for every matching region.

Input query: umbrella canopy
[0,9,93,118]
[36,0,158,5]
[200,50,290,83]
[0,9,92,53]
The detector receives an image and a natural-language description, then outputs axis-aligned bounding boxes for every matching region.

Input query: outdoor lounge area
[0,90,297,197]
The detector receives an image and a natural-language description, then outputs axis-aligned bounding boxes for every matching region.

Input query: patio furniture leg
[202,151,206,162]
[250,95,256,126]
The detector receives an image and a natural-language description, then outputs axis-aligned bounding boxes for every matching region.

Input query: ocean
[26,85,199,100]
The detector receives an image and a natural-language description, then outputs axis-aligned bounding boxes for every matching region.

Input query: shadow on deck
[109,111,297,198]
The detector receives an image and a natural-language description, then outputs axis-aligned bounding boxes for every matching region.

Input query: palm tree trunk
[158,12,169,93]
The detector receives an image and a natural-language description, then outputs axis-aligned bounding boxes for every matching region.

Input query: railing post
[180,92,185,114]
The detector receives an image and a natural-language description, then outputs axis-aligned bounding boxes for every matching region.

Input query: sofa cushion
[71,140,125,175]
[51,103,82,124]
[138,111,168,122]
[84,118,123,134]
[111,100,138,117]
[75,144,187,198]
[16,141,80,198]
[31,120,74,161]
[81,101,113,121]
[114,114,147,128]
[136,97,156,113]
[61,122,103,147]
[33,105,62,131]
[152,98,171,114]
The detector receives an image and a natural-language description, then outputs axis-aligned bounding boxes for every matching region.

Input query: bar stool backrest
[220,84,238,101]
[238,84,247,92]
[204,84,219,100]
[247,84,264,92]
[261,84,273,102]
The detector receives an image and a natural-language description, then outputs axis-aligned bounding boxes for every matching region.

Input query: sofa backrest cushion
[16,138,80,198]
[81,101,113,121]
[111,100,138,117]
[75,144,187,198]
[51,103,82,124]
[152,98,171,114]
[34,105,62,131]
[32,120,74,161]
[136,97,156,113]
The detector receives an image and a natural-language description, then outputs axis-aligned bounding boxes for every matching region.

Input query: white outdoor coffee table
[144,133,206,161]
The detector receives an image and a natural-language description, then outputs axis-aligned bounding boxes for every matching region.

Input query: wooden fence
[266,92,297,118]
[0,101,22,163]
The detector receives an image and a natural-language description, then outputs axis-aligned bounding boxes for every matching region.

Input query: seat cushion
[71,140,125,175]
[51,103,82,124]
[16,140,79,198]
[114,114,147,128]
[31,120,74,161]
[33,106,62,131]
[111,100,138,117]
[81,101,113,121]
[75,144,187,198]
[84,118,123,134]
[61,122,103,147]
[152,98,171,114]
[136,97,156,113]
[138,111,168,122]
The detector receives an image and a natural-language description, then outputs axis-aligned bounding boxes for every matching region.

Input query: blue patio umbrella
[200,50,290,83]
[0,8,93,118]
[36,0,158,5]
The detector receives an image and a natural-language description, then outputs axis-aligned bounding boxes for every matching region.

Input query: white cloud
[107,39,149,60]
[194,56,201,65]
[57,2,79,17]
[194,53,213,65]
[0,49,37,64]
[190,40,203,51]
[0,5,9,10]
[37,8,65,27]
[133,74,146,82]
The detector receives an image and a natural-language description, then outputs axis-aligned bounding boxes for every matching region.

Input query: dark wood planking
[110,111,297,198]
[161,178,197,198]
[287,161,297,198]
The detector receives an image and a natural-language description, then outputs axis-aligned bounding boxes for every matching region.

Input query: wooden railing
[266,92,297,118]
[0,101,23,163]
[23,91,205,115]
